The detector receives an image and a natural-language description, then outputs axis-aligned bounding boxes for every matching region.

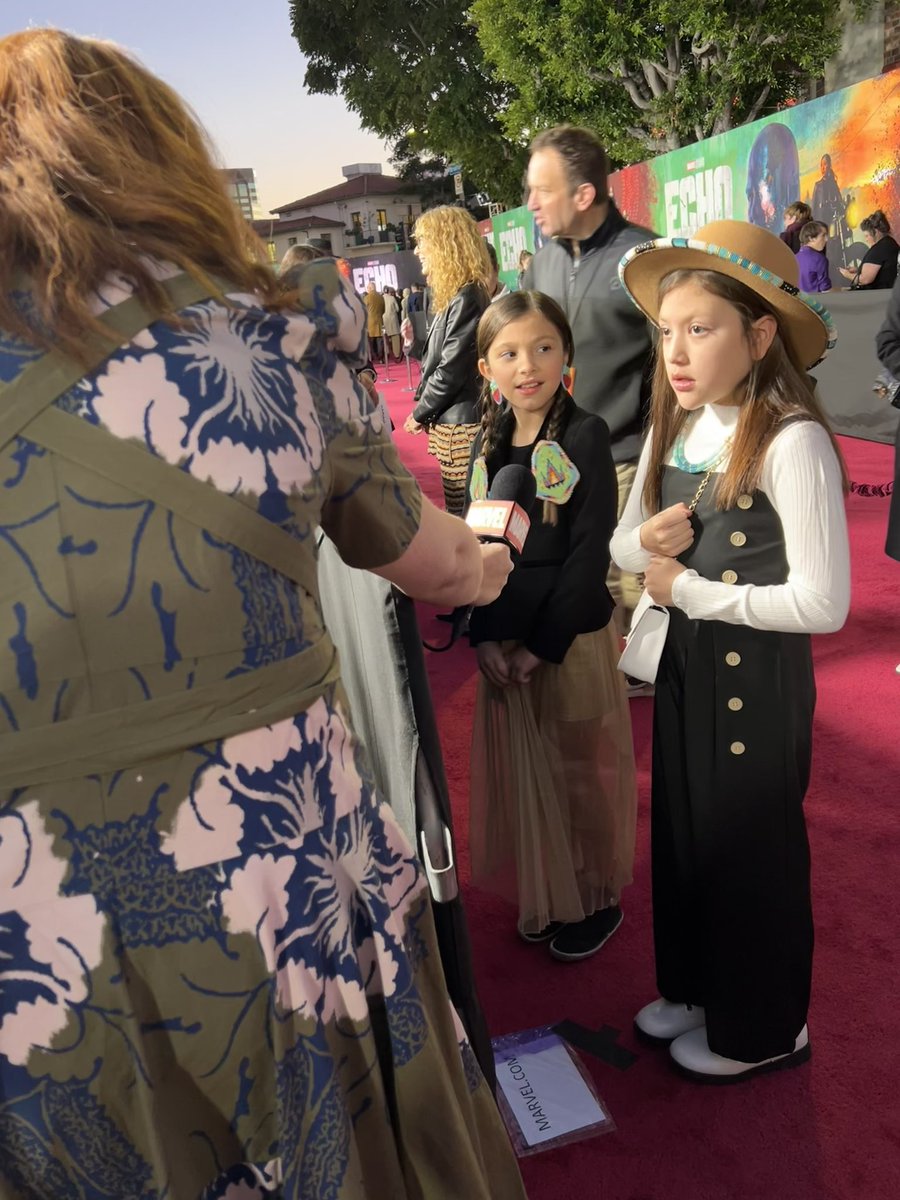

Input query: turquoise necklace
[672,416,733,474]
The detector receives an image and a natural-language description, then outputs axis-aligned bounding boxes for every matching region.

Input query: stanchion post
[381,333,394,382]
[403,352,416,392]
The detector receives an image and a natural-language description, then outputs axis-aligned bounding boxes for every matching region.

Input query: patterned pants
[427,422,480,516]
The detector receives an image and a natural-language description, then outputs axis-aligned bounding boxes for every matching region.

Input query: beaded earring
[489,379,503,406]
[561,364,576,396]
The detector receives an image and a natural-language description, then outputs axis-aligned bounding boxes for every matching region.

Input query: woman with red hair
[0,29,522,1200]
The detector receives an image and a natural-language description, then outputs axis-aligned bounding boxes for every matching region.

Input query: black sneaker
[549,906,623,962]
[518,921,565,945]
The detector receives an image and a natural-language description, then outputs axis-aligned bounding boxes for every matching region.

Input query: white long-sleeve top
[610,403,851,633]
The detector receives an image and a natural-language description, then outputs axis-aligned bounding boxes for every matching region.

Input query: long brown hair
[643,269,849,514]
[476,291,575,525]
[0,30,282,361]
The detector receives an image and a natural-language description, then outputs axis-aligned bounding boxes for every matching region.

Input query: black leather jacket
[412,281,489,426]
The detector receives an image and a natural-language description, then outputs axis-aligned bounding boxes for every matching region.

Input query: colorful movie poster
[490,209,537,291]
[491,71,899,282]
[608,71,900,277]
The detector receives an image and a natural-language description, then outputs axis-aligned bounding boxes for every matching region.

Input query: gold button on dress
[728,697,743,711]
[725,651,741,666]
[730,531,747,547]
[737,494,753,510]
[730,741,746,755]
[722,569,738,584]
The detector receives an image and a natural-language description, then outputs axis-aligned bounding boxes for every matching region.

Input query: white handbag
[616,464,716,685]
[617,588,670,684]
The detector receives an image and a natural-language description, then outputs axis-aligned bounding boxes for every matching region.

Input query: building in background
[251,215,346,264]
[222,167,261,220]
[257,165,425,263]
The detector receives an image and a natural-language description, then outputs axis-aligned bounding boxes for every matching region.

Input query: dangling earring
[489,379,503,406]
[561,364,576,396]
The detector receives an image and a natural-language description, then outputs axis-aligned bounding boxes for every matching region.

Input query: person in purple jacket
[796,221,832,293]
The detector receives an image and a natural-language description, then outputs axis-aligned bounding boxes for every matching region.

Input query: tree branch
[405,19,429,53]
[587,65,655,110]
[742,83,772,125]
[666,30,681,77]
[641,60,665,96]
[642,58,678,91]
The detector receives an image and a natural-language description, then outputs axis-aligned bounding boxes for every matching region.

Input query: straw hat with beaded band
[618,219,836,371]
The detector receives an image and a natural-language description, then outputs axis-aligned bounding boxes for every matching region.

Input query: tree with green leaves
[472,0,871,162]
[289,0,527,204]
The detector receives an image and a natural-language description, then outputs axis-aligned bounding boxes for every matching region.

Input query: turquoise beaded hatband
[617,219,836,370]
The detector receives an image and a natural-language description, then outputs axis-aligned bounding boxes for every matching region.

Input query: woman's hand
[404,414,425,435]
[506,645,542,685]
[473,542,513,606]
[639,503,694,556]
[644,555,687,607]
[476,642,511,688]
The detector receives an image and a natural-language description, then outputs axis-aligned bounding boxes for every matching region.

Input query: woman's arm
[371,498,511,608]
[610,436,654,572]
[669,422,850,633]
[854,262,881,287]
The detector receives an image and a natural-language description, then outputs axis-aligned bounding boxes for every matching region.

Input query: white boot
[669,1024,810,1083]
[634,998,706,1044]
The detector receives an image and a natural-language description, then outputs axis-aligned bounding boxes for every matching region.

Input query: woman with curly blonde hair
[404,206,492,513]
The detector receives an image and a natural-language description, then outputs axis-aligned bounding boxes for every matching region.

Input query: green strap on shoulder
[0,272,319,598]
[0,272,213,453]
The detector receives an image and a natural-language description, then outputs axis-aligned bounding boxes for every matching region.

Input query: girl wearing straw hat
[612,220,850,1082]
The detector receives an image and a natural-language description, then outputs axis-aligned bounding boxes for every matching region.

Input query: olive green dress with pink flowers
[0,262,524,1200]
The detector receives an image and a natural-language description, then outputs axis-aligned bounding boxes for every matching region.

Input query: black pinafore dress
[652,463,816,1063]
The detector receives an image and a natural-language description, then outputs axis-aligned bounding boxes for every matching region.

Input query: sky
[0,1,393,213]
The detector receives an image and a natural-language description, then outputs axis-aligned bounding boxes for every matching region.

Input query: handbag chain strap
[688,468,714,513]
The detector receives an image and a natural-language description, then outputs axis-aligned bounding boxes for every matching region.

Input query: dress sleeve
[319,362,423,570]
[288,259,368,366]
[524,416,618,663]
[671,421,850,633]
[610,433,654,573]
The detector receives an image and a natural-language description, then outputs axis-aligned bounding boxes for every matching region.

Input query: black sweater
[523,203,656,463]
[467,405,617,664]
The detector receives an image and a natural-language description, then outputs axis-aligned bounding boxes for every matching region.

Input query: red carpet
[381,367,900,1200]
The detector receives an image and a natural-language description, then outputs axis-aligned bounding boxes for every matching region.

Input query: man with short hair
[795,221,832,293]
[524,124,656,632]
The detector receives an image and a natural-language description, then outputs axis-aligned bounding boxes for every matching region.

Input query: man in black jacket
[524,125,656,633]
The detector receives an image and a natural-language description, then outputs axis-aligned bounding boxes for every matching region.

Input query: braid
[479,385,514,478]
[539,387,572,525]
[478,379,499,465]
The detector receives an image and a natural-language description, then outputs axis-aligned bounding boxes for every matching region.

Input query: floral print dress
[0,263,524,1200]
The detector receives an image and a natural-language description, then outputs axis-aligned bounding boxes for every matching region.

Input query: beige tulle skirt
[469,624,637,934]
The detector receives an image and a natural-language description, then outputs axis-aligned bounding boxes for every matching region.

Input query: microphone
[464,464,537,557]
[424,464,536,652]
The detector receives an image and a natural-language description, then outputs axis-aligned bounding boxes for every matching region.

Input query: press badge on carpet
[492,1027,615,1157]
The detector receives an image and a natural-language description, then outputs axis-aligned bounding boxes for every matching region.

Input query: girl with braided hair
[465,291,637,960]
